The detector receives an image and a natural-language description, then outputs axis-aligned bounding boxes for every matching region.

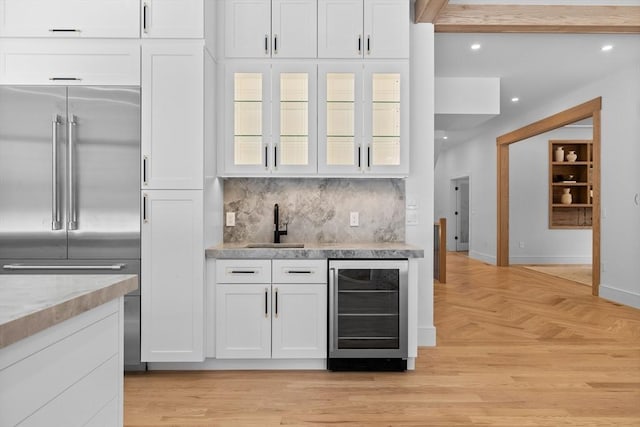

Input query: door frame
[496,97,601,296]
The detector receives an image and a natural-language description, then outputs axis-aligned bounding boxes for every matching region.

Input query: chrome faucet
[273,203,288,244]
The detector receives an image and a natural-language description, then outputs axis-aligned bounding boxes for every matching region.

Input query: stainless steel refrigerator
[0,86,144,370]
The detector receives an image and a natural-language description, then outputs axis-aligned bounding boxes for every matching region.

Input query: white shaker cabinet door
[363,0,409,59]
[318,0,363,59]
[271,284,327,359]
[0,0,139,37]
[271,0,317,58]
[224,0,271,58]
[215,284,272,359]
[141,0,204,38]
[141,190,204,362]
[141,41,203,189]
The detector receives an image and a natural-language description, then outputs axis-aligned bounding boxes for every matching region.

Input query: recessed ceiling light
[443,136,448,140]
[511,97,519,102]
[471,43,481,51]
[601,44,613,52]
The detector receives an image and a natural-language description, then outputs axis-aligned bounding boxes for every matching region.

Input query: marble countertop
[206,242,424,259]
[0,274,137,349]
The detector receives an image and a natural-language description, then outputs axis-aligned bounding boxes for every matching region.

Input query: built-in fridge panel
[0,86,68,259]
[67,86,140,260]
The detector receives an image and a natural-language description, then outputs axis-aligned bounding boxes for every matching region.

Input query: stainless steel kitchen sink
[244,243,305,248]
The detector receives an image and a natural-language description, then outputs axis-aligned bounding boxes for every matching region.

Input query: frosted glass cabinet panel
[272,64,317,174]
[225,65,271,174]
[224,63,316,175]
[319,63,408,176]
[363,64,408,175]
[318,65,363,174]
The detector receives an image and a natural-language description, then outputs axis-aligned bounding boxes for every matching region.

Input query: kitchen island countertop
[0,274,137,349]
[206,242,424,259]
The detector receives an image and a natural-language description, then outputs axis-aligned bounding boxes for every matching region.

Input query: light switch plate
[226,212,236,227]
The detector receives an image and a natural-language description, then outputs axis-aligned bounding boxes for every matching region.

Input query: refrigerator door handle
[67,115,78,230]
[51,115,62,230]
[3,264,126,271]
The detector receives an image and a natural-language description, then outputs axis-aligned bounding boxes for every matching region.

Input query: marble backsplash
[223,178,405,243]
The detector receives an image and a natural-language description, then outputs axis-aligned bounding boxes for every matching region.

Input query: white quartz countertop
[206,242,424,259]
[0,274,137,349]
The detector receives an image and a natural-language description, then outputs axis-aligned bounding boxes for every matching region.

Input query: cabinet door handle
[357,145,361,169]
[49,77,81,81]
[264,145,269,169]
[274,288,279,318]
[49,29,80,33]
[367,145,371,169]
[143,3,149,33]
[265,34,269,54]
[286,270,312,274]
[358,35,362,54]
[274,34,278,54]
[274,145,278,169]
[51,115,61,230]
[143,155,149,185]
[367,35,371,54]
[265,288,269,318]
[143,193,148,223]
[230,270,257,274]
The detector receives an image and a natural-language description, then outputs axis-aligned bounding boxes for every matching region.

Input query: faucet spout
[273,203,288,243]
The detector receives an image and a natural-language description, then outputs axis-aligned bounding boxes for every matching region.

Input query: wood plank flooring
[124,253,640,426]
[521,264,592,286]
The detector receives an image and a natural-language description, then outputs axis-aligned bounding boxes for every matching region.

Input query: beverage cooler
[328,259,408,371]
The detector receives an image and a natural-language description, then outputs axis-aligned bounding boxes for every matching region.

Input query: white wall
[434,62,640,308]
[408,22,436,346]
[509,127,592,264]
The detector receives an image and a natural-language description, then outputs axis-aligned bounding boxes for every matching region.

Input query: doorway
[451,177,470,252]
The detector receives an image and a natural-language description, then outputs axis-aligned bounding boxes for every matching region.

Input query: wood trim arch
[496,97,601,296]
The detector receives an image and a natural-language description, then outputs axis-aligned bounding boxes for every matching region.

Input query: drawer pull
[286,270,312,274]
[230,270,257,274]
[49,77,82,81]
[49,29,80,32]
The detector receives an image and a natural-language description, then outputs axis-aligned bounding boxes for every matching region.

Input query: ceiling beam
[415,0,449,23]
[430,5,640,33]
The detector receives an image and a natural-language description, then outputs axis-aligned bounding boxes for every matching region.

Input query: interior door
[67,86,140,259]
[454,177,470,251]
[0,86,67,259]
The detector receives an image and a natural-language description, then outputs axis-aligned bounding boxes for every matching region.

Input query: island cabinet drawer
[272,260,327,284]
[216,259,271,283]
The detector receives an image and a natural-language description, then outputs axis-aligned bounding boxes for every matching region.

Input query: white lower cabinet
[141,189,204,362]
[215,259,327,360]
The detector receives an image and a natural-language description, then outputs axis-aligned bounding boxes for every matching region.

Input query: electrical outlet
[226,212,236,227]
[350,212,359,227]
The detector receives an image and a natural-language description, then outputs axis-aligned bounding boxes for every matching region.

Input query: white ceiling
[434,33,640,144]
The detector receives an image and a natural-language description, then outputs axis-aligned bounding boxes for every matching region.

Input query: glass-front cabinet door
[318,63,363,175]
[363,63,409,175]
[224,63,271,175]
[272,63,317,174]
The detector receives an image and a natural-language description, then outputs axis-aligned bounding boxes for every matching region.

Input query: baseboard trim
[599,284,640,309]
[510,256,592,264]
[418,326,436,347]
[469,250,496,265]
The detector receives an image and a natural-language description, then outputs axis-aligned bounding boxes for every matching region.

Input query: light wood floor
[124,253,640,426]
[521,264,592,286]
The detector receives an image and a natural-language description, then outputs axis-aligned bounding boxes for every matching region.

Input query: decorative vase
[566,151,577,162]
[554,146,564,162]
[561,188,572,205]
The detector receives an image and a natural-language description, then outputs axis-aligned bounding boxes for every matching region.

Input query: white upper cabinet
[0,0,139,38]
[225,0,316,58]
[318,0,409,59]
[318,62,408,176]
[141,41,204,189]
[223,63,317,176]
[141,0,204,38]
